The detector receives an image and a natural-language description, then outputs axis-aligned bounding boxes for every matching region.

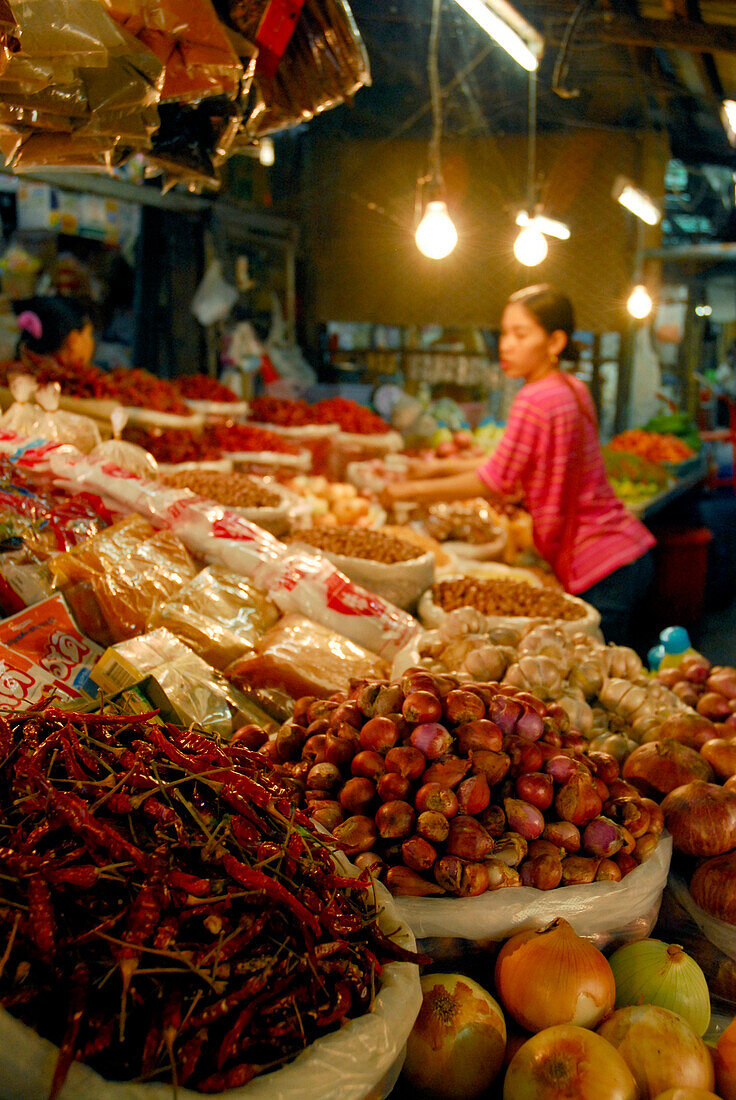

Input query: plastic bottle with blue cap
[648,625,702,672]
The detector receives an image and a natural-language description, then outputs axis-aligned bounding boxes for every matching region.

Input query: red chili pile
[123,426,222,464]
[250,396,391,435]
[0,358,192,415]
[274,672,665,897]
[172,376,241,403]
[0,706,422,1094]
[209,422,300,455]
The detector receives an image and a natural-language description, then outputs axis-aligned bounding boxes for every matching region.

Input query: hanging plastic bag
[191,258,238,326]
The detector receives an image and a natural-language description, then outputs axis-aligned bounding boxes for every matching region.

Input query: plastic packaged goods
[0,593,102,695]
[658,878,736,1013]
[234,0,370,137]
[33,383,101,454]
[147,564,280,669]
[47,514,197,644]
[0,0,19,77]
[398,835,671,960]
[0,640,70,709]
[158,468,293,536]
[90,627,251,736]
[227,612,388,699]
[251,550,421,659]
[0,375,43,438]
[10,0,127,66]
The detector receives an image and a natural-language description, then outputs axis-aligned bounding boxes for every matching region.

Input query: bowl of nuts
[287,525,436,611]
[418,574,601,636]
[159,469,294,537]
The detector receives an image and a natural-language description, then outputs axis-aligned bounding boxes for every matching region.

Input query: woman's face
[499,301,565,383]
[60,322,95,367]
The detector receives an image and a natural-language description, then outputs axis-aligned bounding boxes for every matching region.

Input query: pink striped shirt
[476,373,655,593]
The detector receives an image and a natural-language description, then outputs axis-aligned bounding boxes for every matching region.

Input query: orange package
[48,514,198,644]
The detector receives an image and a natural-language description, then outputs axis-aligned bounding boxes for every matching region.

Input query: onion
[622,740,713,798]
[690,850,736,923]
[608,939,710,1036]
[503,1024,638,1100]
[661,781,736,857]
[714,1016,736,1100]
[699,737,736,779]
[655,713,718,750]
[707,665,736,700]
[697,691,732,721]
[652,1091,722,1100]
[597,1005,715,1098]
[494,917,615,1032]
[402,973,506,1099]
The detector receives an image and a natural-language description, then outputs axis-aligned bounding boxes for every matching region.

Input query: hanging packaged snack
[11,131,119,171]
[48,513,198,645]
[234,0,371,137]
[10,0,126,68]
[0,374,42,437]
[227,611,388,699]
[34,382,101,454]
[0,0,19,78]
[148,564,280,668]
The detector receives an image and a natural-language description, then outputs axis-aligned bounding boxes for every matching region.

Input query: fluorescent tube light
[612,176,661,226]
[516,210,571,240]
[453,0,543,72]
[721,100,736,146]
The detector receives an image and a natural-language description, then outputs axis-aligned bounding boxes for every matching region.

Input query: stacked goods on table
[124,422,304,466]
[171,375,242,404]
[3,424,736,1097]
[250,395,393,434]
[603,449,671,506]
[608,428,697,467]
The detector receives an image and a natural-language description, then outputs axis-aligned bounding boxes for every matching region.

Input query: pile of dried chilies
[0,704,423,1096]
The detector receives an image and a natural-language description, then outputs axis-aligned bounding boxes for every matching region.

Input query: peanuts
[424,500,504,544]
[289,526,423,564]
[432,577,586,621]
[162,471,282,509]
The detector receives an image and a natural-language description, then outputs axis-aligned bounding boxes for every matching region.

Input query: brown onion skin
[554,775,603,826]
[515,771,554,811]
[445,815,495,860]
[386,865,444,896]
[691,850,736,922]
[401,835,437,872]
[421,756,470,788]
[309,801,344,831]
[459,862,490,897]
[700,738,736,780]
[561,855,601,884]
[542,820,581,852]
[339,776,376,814]
[332,814,377,855]
[587,751,620,785]
[707,665,736,700]
[359,716,399,753]
[351,750,386,780]
[596,858,622,882]
[485,860,521,889]
[416,810,450,843]
[414,782,459,818]
[402,690,442,725]
[698,692,733,721]
[622,739,714,798]
[385,745,425,780]
[469,749,511,786]
[457,772,491,815]
[656,712,718,750]
[520,854,563,890]
[443,688,486,724]
[375,799,415,839]
[376,772,411,802]
[455,720,503,754]
[640,797,665,836]
[480,804,507,838]
[662,780,736,856]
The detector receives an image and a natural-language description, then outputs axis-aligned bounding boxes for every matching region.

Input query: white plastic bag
[0,877,421,1100]
[289,542,435,612]
[396,835,672,958]
[191,259,238,326]
[34,383,101,454]
[668,871,736,964]
[0,374,43,438]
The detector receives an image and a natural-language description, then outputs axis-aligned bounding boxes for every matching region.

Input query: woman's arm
[406,454,486,479]
[384,469,490,505]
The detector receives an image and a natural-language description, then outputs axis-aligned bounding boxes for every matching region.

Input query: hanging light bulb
[514,223,548,266]
[627,284,653,320]
[258,137,275,166]
[415,199,458,259]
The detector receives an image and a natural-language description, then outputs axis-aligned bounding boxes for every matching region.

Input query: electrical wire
[527,69,537,210]
[552,0,597,99]
[427,0,444,182]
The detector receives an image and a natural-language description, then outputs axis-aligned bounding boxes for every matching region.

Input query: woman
[14,297,95,368]
[385,284,655,645]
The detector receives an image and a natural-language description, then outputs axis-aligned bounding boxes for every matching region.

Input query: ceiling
[307,0,736,172]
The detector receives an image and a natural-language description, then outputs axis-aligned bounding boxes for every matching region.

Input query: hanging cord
[427,0,444,184]
[552,0,596,99]
[526,68,537,212]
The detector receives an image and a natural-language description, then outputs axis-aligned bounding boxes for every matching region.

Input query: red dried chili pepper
[27,876,56,960]
[176,1030,206,1085]
[43,788,147,869]
[118,878,167,994]
[44,865,98,889]
[314,980,353,1028]
[181,972,270,1034]
[198,1063,256,1093]
[167,870,210,896]
[49,962,88,1100]
[220,854,320,936]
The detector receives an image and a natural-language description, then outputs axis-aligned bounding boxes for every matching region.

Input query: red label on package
[324,572,386,619]
[211,513,263,543]
[100,462,141,481]
[0,594,101,693]
[0,643,63,710]
[256,0,306,77]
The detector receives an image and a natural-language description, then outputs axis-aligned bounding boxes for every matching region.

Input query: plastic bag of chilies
[217,0,371,137]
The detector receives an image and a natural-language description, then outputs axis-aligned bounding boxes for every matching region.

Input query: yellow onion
[608,939,710,1036]
[597,1005,715,1099]
[652,1091,722,1100]
[714,1016,736,1100]
[494,917,615,1032]
[503,1024,638,1100]
[401,973,506,1099]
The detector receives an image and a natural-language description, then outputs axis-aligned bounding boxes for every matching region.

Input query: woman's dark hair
[508,284,579,363]
[12,296,89,357]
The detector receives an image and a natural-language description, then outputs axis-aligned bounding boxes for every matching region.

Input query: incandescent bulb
[415,200,458,259]
[513,224,548,266]
[627,284,653,319]
[258,137,275,166]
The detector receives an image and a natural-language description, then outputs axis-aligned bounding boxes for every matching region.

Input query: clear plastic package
[227,611,388,699]
[148,564,280,669]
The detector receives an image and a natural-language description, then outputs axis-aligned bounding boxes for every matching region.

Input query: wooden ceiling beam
[556,14,736,54]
